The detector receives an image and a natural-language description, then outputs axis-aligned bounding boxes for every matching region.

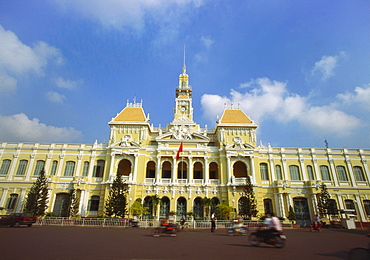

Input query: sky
[0,0,369,149]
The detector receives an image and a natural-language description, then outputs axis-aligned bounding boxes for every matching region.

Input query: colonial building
[0,63,369,226]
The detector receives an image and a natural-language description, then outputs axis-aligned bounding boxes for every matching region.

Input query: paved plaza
[0,225,368,259]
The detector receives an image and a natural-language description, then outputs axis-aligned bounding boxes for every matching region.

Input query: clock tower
[173,62,194,123]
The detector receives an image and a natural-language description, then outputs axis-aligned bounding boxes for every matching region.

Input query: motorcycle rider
[262,213,282,241]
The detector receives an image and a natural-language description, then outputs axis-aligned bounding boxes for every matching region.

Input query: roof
[219,109,253,124]
[113,107,147,122]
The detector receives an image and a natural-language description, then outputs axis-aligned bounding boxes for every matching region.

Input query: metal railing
[36,218,293,229]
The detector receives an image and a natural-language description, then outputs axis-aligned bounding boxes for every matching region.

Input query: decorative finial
[182,44,187,74]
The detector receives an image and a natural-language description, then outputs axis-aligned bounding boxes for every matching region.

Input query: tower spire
[182,44,187,74]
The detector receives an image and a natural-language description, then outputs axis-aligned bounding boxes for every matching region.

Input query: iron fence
[36,218,293,229]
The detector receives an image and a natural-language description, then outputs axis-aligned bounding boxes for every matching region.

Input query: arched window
[177,161,187,179]
[117,159,131,176]
[6,194,18,209]
[146,161,156,178]
[260,163,269,181]
[289,165,301,181]
[307,165,314,180]
[193,197,203,219]
[354,166,366,182]
[233,161,247,178]
[93,160,105,177]
[211,197,220,214]
[177,197,187,217]
[320,165,331,181]
[64,161,75,176]
[275,165,282,180]
[336,166,348,181]
[162,161,172,178]
[209,162,218,179]
[50,161,58,176]
[159,197,170,218]
[0,159,11,175]
[193,162,203,179]
[33,160,45,175]
[16,160,28,175]
[82,161,89,177]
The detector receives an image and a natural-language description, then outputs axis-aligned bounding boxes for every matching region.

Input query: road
[0,225,368,260]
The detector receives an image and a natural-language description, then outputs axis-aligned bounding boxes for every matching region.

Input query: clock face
[180,106,186,112]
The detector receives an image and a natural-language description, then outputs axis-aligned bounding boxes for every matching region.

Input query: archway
[159,197,170,218]
[117,159,131,176]
[177,197,187,219]
[233,161,248,178]
[293,197,311,227]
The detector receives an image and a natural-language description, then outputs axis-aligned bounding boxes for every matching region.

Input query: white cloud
[0,71,17,93]
[336,85,370,111]
[54,0,204,31]
[0,113,83,143]
[45,91,66,104]
[201,77,362,137]
[54,77,82,90]
[201,36,214,49]
[0,25,63,90]
[311,52,345,81]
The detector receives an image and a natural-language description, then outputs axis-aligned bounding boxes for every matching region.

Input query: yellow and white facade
[0,64,369,226]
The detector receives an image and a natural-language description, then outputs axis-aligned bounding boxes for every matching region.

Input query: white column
[78,189,86,217]
[156,156,161,183]
[25,153,36,181]
[108,153,116,181]
[87,153,96,182]
[0,188,9,208]
[269,157,276,182]
[250,156,256,185]
[7,153,19,181]
[311,193,318,215]
[132,154,138,183]
[336,194,345,218]
[328,158,339,186]
[345,157,357,187]
[16,188,27,212]
[204,157,209,184]
[355,193,366,222]
[311,149,322,181]
[188,157,193,184]
[281,155,288,180]
[172,158,176,184]
[226,155,231,185]
[279,193,286,218]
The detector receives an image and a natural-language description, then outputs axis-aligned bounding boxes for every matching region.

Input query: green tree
[130,198,148,216]
[216,200,233,220]
[201,197,212,218]
[23,169,49,217]
[150,194,161,218]
[239,174,258,219]
[287,205,296,224]
[317,184,331,217]
[105,173,128,217]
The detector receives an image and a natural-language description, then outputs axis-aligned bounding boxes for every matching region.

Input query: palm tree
[150,194,161,219]
[201,197,212,219]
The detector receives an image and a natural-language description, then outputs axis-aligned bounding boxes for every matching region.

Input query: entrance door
[53,193,69,217]
[293,197,311,227]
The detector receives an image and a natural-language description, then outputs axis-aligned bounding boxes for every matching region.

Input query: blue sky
[0,0,369,149]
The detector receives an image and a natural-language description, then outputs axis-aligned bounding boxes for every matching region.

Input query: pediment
[110,134,141,148]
